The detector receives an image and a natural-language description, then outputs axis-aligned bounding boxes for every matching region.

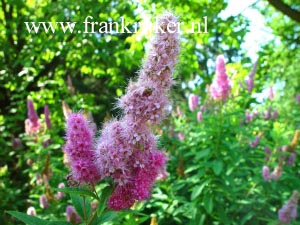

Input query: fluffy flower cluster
[278,190,298,224]
[63,12,179,211]
[25,99,41,134]
[95,12,179,210]
[245,60,258,93]
[209,55,231,101]
[64,113,100,184]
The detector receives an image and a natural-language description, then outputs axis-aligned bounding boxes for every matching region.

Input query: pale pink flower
[66,205,81,223]
[26,206,36,216]
[197,111,203,122]
[39,194,49,209]
[178,132,185,140]
[278,191,298,224]
[262,166,270,181]
[56,183,65,200]
[188,94,198,111]
[209,55,231,101]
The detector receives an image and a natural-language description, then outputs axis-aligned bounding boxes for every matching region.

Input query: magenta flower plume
[56,182,65,200]
[286,153,296,166]
[39,194,49,209]
[250,136,260,148]
[66,205,81,224]
[25,99,41,134]
[64,113,100,184]
[245,60,258,93]
[278,190,298,224]
[95,12,180,210]
[188,94,199,111]
[262,166,270,181]
[197,111,203,122]
[296,93,300,104]
[44,105,52,129]
[209,55,231,101]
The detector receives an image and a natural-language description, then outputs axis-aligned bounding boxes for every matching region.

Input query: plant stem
[83,196,87,225]
[87,210,98,225]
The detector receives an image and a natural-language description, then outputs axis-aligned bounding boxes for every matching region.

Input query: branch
[267,0,300,23]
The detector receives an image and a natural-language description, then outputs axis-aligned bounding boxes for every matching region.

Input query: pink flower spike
[176,106,183,117]
[188,94,198,111]
[66,205,81,223]
[178,132,185,140]
[197,111,203,122]
[262,166,270,181]
[39,194,49,209]
[296,93,300,104]
[56,182,65,200]
[64,113,100,184]
[27,99,39,124]
[209,55,231,101]
[25,99,41,134]
[278,190,298,224]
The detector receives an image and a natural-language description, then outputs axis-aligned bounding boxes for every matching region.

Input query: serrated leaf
[7,211,47,225]
[53,187,98,199]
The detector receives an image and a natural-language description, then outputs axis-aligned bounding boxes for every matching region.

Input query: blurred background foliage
[0,0,299,224]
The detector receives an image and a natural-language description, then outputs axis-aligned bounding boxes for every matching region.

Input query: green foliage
[1,0,300,225]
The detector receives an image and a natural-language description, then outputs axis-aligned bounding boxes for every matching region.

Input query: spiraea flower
[25,99,41,134]
[278,190,298,224]
[262,165,270,181]
[56,182,65,200]
[66,205,81,224]
[95,12,179,211]
[188,94,199,111]
[39,194,49,209]
[26,206,36,216]
[209,55,231,101]
[245,60,258,93]
[64,113,100,184]
[197,111,203,122]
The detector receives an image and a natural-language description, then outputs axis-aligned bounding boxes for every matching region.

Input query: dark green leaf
[53,187,98,199]
[7,211,47,225]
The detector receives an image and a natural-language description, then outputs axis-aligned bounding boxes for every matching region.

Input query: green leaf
[70,194,91,220]
[212,160,223,176]
[6,211,47,225]
[53,187,98,199]
[195,149,210,160]
[92,212,117,225]
[97,185,113,216]
[203,195,213,214]
[191,180,209,200]
[47,222,73,225]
